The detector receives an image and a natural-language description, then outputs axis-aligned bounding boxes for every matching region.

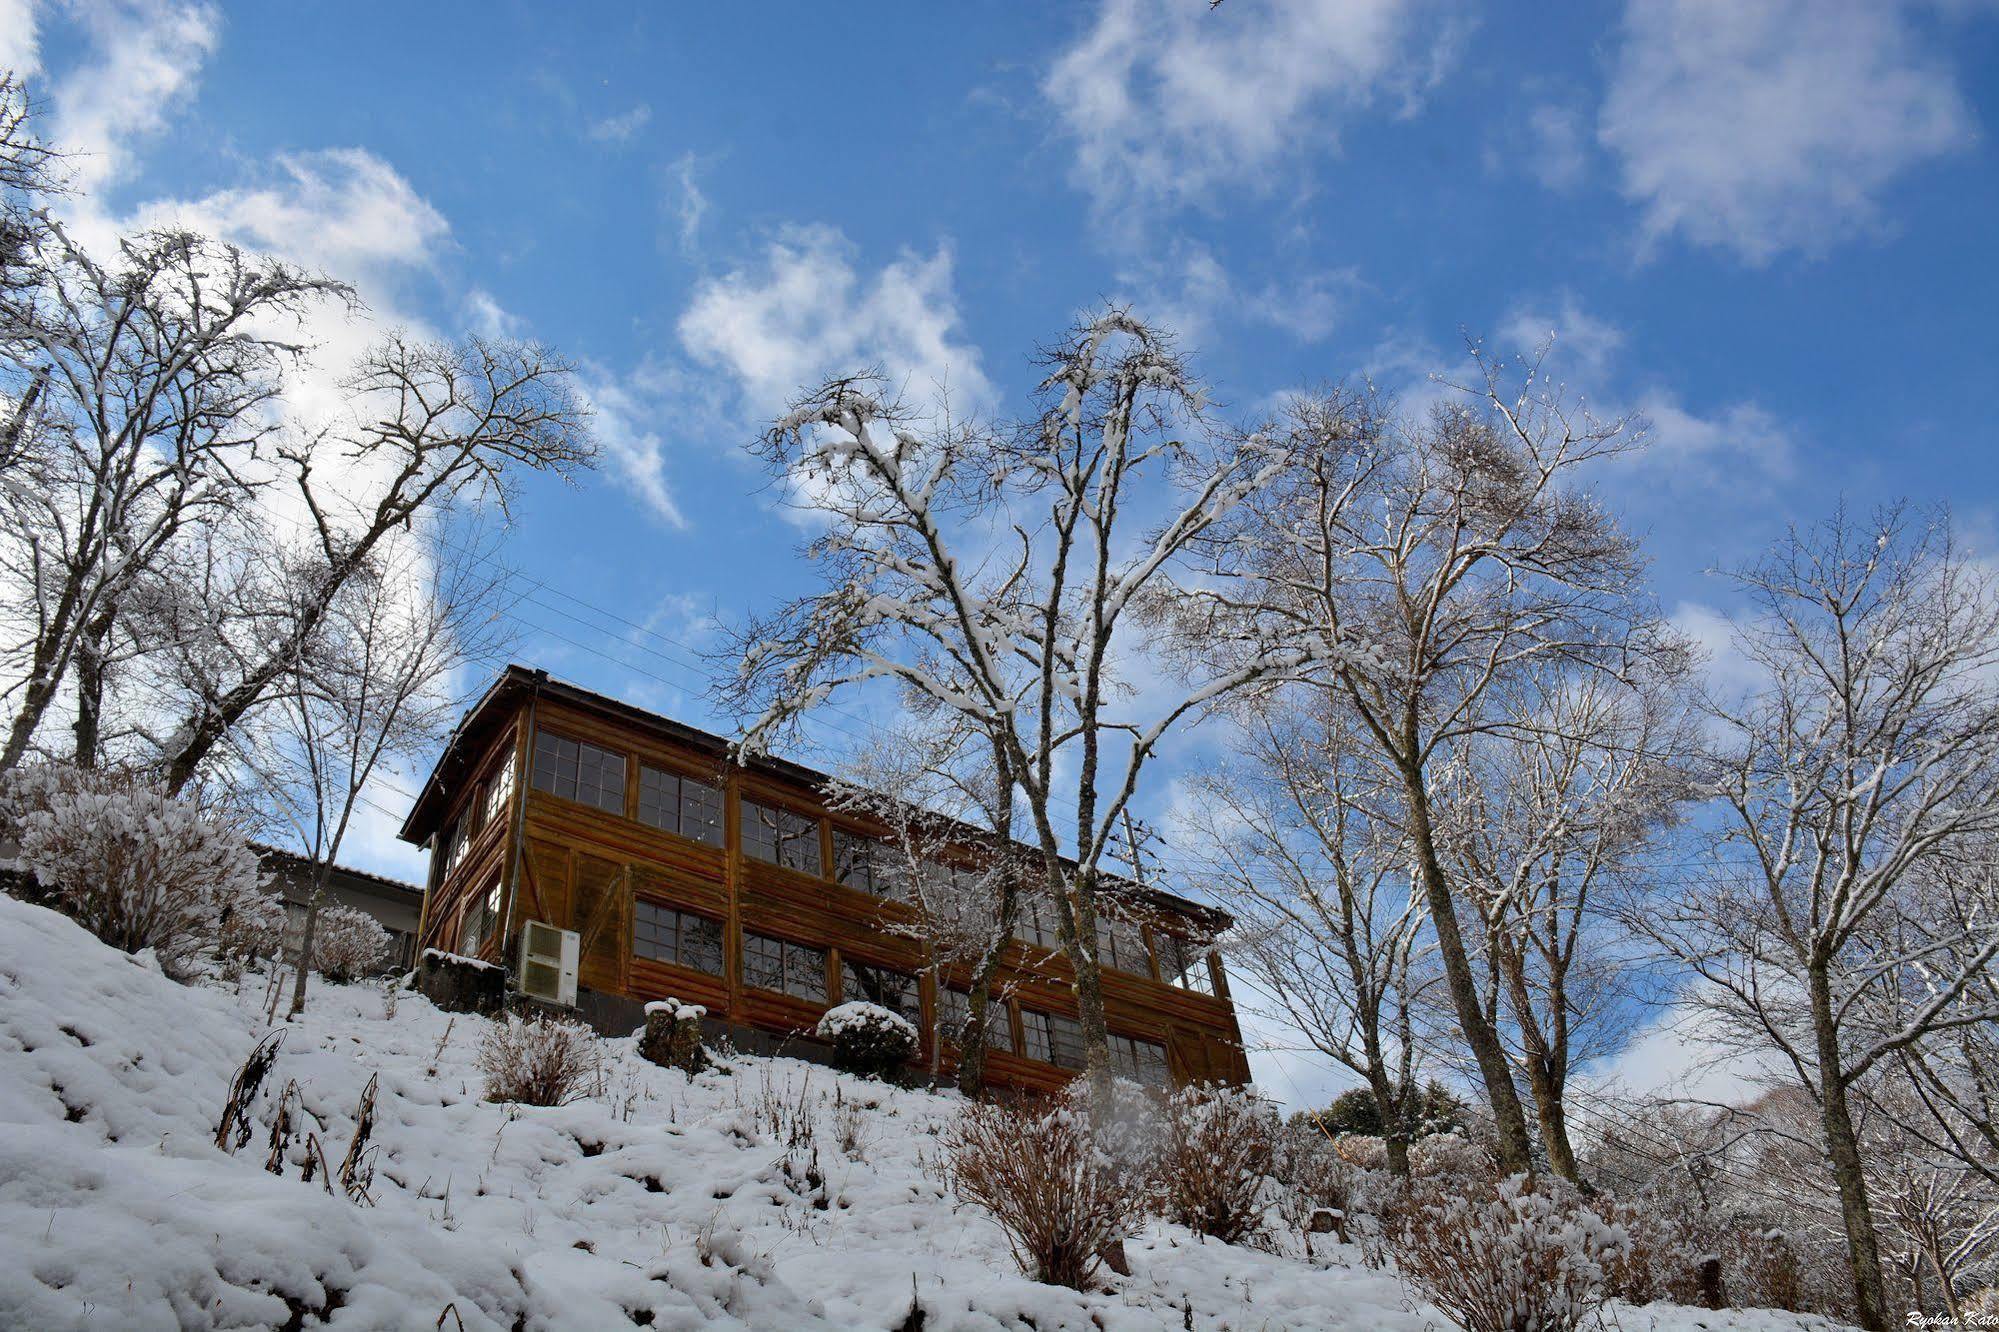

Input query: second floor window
[633,901,723,973]
[1094,914,1149,975]
[1156,934,1216,995]
[1014,892,1062,952]
[637,764,724,846]
[742,932,827,1003]
[743,799,822,876]
[532,731,626,815]
[833,829,893,896]
[1020,1009,1084,1070]
[481,747,515,830]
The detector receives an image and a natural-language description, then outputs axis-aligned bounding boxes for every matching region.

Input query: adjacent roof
[252,842,423,900]
[399,664,1230,931]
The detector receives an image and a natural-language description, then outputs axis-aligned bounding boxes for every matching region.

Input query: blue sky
[9,0,1998,1102]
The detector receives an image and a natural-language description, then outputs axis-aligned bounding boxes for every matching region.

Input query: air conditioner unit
[518,920,579,1006]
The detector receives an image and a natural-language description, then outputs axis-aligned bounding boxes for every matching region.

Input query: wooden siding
[419,693,1250,1091]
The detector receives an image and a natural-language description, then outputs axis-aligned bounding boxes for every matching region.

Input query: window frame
[1020,1008,1085,1070]
[1157,933,1217,995]
[1108,1032,1171,1088]
[530,729,628,817]
[839,958,922,1027]
[741,931,828,1004]
[635,762,725,847]
[1093,912,1150,975]
[631,899,724,975]
[938,986,1014,1054]
[741,797,824,877]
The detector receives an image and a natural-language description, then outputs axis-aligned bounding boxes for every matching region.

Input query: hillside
[0,894,1847,1331]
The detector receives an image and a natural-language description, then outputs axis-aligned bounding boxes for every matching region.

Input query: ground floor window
[458,882,500,956]
[938,986,1013,1054]
[633,901,723,974]
[841,959,921,1026]
[1108,1032,1171,1088]
[742,932,827,1003]
[1020,1008,1084,1070]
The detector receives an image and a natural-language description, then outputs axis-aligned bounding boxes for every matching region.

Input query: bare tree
[1638,505,1999,1330]
[154,333,592,794]
[0,217,350,773]
[1431,660,1698,1186]
[1883,1166,1999,1324]
[1175,688,1434,1176]
[1184,371,1665,1176]
[245,528,507,1018]
[825,718,1021,1091]
[722,310,1326,1107]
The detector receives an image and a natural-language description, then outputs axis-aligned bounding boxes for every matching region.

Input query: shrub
[1158,1084,1280,1245]
[1594,1193,1710,1306]
[1273,1118,1366,1246]
[217,887,287,967]
[946,1095,1151,1290]
[312,903,391,982]
[11,762,263,978]
[1390,1173,1628,1332]
[476,1012,598,1106]
[815,1001,917,1079]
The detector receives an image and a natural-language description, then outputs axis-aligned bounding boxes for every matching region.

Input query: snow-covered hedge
[216,887,287,967]
[815,1001,917,1079]
[311,903,391,982]
[477,1012,598,1106]
[9,762,263,979]
[1158,1084,1281,1244]
[1390,1173,1629,1332]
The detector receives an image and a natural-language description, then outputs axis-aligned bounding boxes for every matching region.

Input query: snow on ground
[0,894,1851,1330]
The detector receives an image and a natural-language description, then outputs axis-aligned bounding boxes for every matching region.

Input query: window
[1109,1033,1171,1088]
[938,987,1013,1054]
[1014,892,1062,952]
[633,901,723,974]
[841,960,921,1026]
[1094,914,1149,975]
[833,829,893,896]
[637,764,724,846]
[532,731,627,815]
[1157,934,1216,995]
[742,932,827,1003]
[1020,1009,1084,1070]
[742,799,822,876]
[481,747,515,830]
[459,882,500,956]
[442,819,468,876]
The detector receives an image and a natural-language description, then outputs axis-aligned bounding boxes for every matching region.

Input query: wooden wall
[419,694,1251,1091]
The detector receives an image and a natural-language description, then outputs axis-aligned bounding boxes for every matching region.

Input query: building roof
[252,842,424,901]
[400,664,1231,932]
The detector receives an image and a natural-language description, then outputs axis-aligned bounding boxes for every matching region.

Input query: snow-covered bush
[1593,1193,1711,1306]
[477,1012,598,1106]
[1389,1173,1628,1332]
[312,903,392,982]
[1157,1084,1280,1245]
[1273,1118,1367,1246]
[945,1096,1151,1290]
[815,1001,916,1080]
[216,887,286,967]
[11,762,262,978]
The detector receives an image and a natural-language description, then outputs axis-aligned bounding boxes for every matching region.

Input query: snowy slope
[0,895,1850,1331]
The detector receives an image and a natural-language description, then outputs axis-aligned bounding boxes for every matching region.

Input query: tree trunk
[71,612,112,769]
[1368,1071,1411,1178]
[287,892,320,1020]
[1401,770,1537,1175]
[1812,968,1891,1330]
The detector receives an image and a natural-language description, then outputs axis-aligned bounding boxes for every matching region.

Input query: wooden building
[398,666,1250,1092]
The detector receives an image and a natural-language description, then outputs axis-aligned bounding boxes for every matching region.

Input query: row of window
[509,728,1217,992]
[620,899,1165,1075]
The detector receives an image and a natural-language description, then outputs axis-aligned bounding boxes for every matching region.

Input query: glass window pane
[744,800,822,876]
[842,960,920,1025]
[1047,1014,1085,1070]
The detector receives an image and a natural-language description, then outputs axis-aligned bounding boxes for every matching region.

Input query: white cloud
[48,0,219,194]
[677,223,991,423]
[1521,103,1588,192]
[666,150,707,255]
[587,102,651,144]
[1633,392,1793,483]
[1044,0,1462,224]
[1113,239,1358,349]
[0,0,40,76]
[1599,0,1976,263]
[578,363,687,529]
[1580,1000,1775,1106]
